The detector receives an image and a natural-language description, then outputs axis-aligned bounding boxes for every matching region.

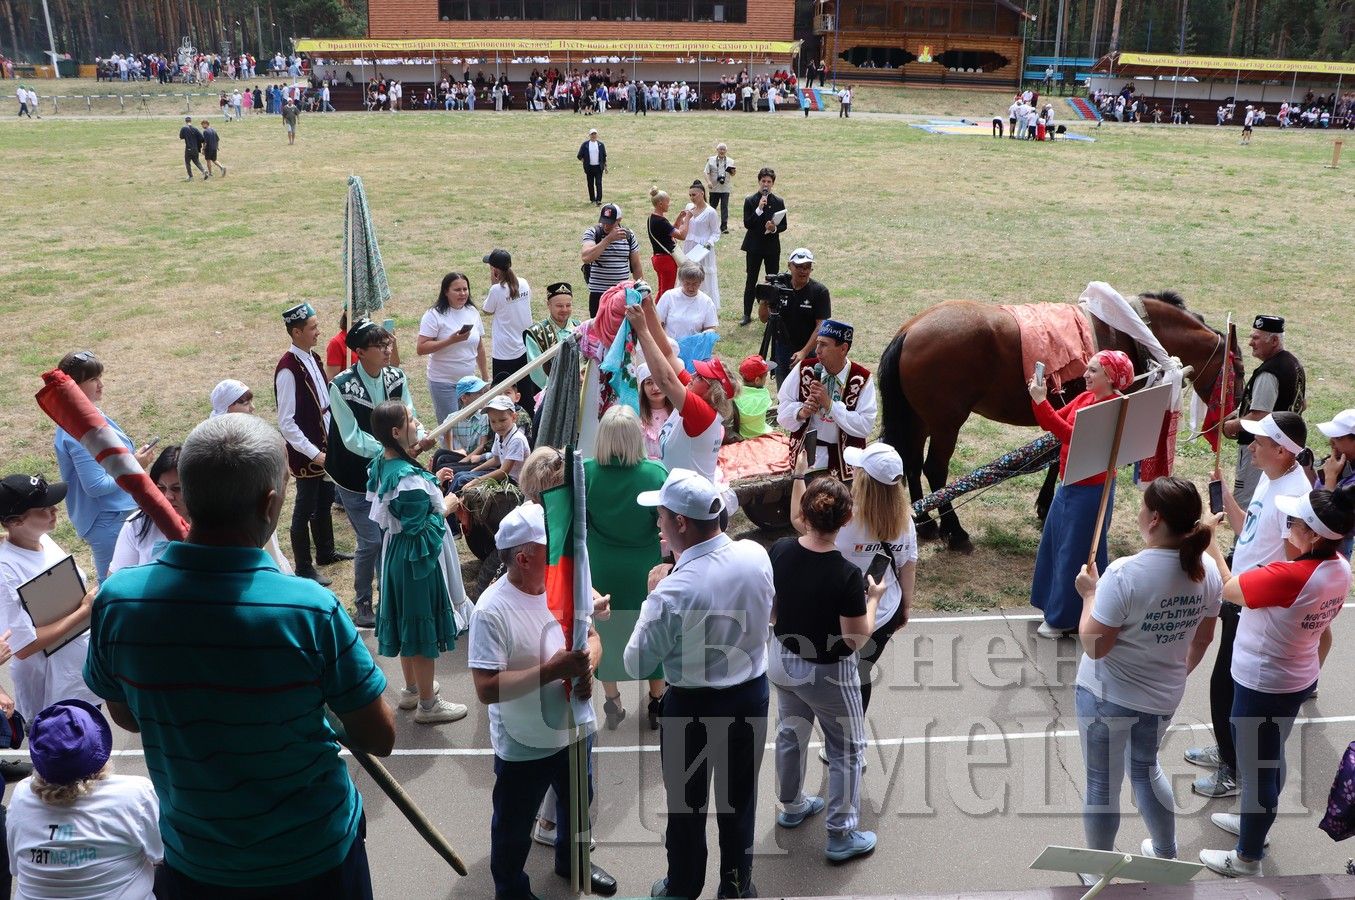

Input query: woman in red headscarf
[1027,350,1135,638]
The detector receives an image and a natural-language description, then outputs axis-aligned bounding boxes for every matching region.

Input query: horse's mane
[1140,290,1187,310]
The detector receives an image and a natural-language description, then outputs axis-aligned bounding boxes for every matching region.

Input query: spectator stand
[1023,55,1096,92]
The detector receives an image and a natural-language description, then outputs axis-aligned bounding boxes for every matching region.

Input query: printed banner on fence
[1115,52,1355,77]
[297,38,800,56]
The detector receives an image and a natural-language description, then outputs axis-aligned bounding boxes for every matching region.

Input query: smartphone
[382,317,395,333]
[802,430,819,466]
[866,551,893,583]
[1208,479,1224,515]
[142,436,161,453]
[1033,361,1046,383]
[458,323,473,335]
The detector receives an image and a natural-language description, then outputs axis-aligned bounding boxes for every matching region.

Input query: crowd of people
[3,122,1355,900]
[94,50,302,83]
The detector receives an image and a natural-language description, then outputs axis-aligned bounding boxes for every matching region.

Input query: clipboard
[17,555,89,658]
[772,209,787,226]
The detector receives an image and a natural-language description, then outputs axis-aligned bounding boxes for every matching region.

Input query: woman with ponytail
[1198,483,1355,878]
[1070,476,1223,870]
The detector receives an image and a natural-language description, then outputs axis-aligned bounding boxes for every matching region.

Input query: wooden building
[813,0,1030,89]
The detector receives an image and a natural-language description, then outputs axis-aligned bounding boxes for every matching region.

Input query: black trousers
[742,247,779,318]
[659,674,769,900]
[589,289,605,318]
[290,475,337,565]
[185,150,205,176]
[583,165,603,203]
[857,616,902,712]
[1208,601,1242,771]
[710,191,730,231]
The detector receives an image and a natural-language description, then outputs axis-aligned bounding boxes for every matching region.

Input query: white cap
[1239,414,1304,455]
[1276,492,1344,541]
[1318,410,1355,439]
[636,468,724,520]
[209,379,250,417]
[588,127,598,135]
[494,502,547,550]
[788,247,815,264]
[485,394,516,412]
[635,363,652,384]
[843,443,904,485]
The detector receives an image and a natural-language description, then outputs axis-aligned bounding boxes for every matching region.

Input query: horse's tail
[878,330,916,454]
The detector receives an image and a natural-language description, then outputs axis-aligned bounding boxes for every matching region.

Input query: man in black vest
[274,302,350,587]
[1221,314,1306,506]
[325,319,434,627]
[739,167,788,325]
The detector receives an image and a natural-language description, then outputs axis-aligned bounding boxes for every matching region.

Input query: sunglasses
[71,350,96,363]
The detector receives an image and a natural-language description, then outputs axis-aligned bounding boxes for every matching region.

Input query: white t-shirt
[7,774,163,900]
[109,515,168,574]
[1232,555,1351,694]
[835,519,918,630]
[491,426,530,483]
[483,279,534,360]
[658,392,723,483]
[468,576,587,761]
[418,304,484,384]
[0,535,99,722]
[1076,549,1223,715]
[657,288,717,341]
[1232,466,1311,573]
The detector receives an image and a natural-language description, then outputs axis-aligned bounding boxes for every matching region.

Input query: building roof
[296,38,801,56]
[1097,51,1355,80]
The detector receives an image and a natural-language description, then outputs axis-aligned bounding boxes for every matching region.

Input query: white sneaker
[1139,838,1176,859]
[532,818,557,847]
[1199,848,1261,877]
[1037,621,1070,639]
[818,745,867,770]
[1211,812,1270,847]
[398,680,440,710]
[413,698,468,724]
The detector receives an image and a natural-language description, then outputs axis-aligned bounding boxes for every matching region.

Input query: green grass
[2,103,1351,612]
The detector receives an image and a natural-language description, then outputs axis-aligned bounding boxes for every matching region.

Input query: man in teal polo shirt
[85,413,396,898]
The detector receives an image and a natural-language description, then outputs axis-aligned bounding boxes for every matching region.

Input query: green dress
[368,455,462,659]
[586,457,669,681]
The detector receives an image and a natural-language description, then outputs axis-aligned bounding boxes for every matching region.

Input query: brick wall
[369,0,796,42]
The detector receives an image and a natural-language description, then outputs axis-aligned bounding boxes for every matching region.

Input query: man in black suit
[179,115,207,180]
[739,166,788,325]
[576,127,607,206]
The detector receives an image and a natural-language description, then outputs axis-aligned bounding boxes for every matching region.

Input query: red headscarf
[1093,350,1135,391]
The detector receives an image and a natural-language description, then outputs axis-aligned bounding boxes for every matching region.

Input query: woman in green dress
[587,404,670,730]
[369,399,471,726]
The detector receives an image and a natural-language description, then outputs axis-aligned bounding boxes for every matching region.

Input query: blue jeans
[491,741,593,899]
[1231,680,1313,860]
[336,485,382,610]
[88,507,133,584]
[428,378,462,431]
[1074,686,1177,858]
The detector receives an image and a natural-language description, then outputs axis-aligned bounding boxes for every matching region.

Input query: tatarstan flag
[542,447,591,657]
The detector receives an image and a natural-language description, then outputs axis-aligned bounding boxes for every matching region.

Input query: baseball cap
[455,375,489,399]
[599,203,622,224]
[588,127,598,135]
[693,358,735,397]
[1275,492,1344,541]
[494,502,546,550]
[788,247,815,265]
[0,474,68,520]
[843,443,904,485]
[29,700,112,785]
[1239,412,1306,456]
[485,394,516,412]
[1317,409,1355,439]
[637,468,724,521]
[483,248,512,269]
[738,355,774,381]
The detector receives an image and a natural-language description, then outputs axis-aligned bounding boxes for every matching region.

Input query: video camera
[754,272,793,311]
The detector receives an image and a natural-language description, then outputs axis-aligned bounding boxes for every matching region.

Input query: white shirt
[491,426,530,483]
[835,519,917,629]
[776,359,878,470]
[483,279,534,360]
[658,401,723,483]
[469,576,595,761]
[0,536,99,722]
[624,533,774,687]
[109,517,293,576]
[274,344,331,461]
[586,139,600,166]
[1233,555,1351,694]
[657,288,717,340]
[1077,550,1223,715]
[7,774,163,900]
[418,305,483,384]
[1232,466,1311,573]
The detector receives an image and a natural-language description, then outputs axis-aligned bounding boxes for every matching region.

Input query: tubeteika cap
[282,302,316,328]
[818,319,854,345]
[1253,315,1284,334]
[546,281,573,298]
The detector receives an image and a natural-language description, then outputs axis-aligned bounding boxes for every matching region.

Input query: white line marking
[11,714,1350,760]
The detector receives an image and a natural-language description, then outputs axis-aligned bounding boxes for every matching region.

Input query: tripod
[758,302,793,368]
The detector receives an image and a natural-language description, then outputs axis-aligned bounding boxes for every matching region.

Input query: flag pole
[343,182,354,326]
[1213,313,1232,475]
[426,342,564,441]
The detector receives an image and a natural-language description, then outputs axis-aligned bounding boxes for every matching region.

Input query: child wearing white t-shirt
[449,395,531,493]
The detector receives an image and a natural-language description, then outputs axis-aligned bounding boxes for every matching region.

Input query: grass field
[2,95,1351,614]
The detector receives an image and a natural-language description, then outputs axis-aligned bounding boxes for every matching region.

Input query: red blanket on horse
[998,303,1094,392]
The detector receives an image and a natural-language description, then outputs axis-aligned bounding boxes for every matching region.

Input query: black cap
[483,248,512,270]
[1253,315,1284,334]
[546,281,573,298]
[599,203,621,224]
[0,475,68,519]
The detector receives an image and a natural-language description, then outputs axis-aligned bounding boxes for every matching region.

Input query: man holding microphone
[739,167,787,326]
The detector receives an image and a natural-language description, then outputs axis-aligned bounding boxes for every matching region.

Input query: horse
[878,293,1243,553]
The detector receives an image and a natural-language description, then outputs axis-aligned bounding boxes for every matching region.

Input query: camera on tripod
[754,273,793,312]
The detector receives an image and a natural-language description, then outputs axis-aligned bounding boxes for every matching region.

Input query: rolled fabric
[36,369,188,542]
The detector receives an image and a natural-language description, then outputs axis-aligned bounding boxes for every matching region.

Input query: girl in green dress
[587,405,670,730]
[369,400,471,726]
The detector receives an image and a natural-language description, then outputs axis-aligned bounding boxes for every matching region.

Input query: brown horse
[878,293,1243,552]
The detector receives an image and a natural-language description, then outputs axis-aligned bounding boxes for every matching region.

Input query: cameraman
[757,247,830,381]
[739,167,788,325]
[703,143,736,234]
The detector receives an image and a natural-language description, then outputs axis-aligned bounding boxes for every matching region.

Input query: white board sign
[1062,382,1175,486]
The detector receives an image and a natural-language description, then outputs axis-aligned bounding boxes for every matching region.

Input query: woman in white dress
[681,179,722,311]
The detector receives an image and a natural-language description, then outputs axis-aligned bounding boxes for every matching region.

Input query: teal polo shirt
[85,542,387,887]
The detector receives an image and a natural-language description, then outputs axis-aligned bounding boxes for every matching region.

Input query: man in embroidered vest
[275,302,349,588]
[776,319,877,482]
[325,319,435,628]
[1221,314,1307,507]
